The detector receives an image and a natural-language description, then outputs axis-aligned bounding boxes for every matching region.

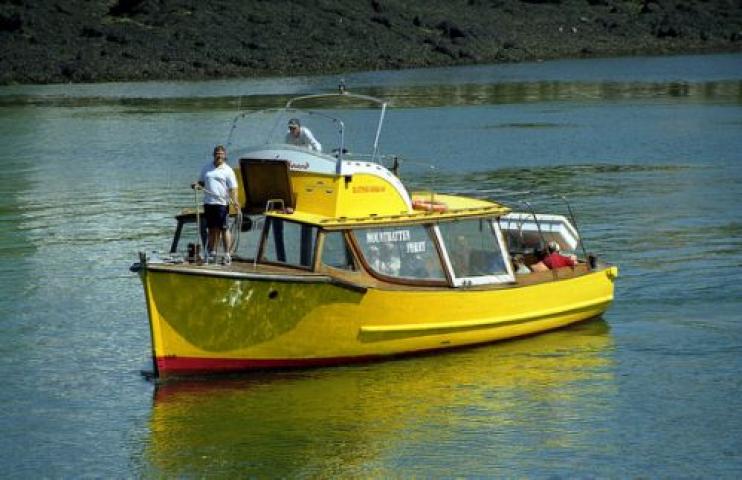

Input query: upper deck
[236,148,510,226]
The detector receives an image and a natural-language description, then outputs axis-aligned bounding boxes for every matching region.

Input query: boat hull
[140,265,618,377]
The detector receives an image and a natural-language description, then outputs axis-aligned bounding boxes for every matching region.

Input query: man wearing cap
[285,118,322,152]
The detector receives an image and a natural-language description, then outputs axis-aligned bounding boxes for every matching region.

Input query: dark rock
[54,4,72,15]
[641,2,662,14]
[655,15,681,38]
[80,26,103,38]
[432,43,456,58]
[247,13,270,25]
[436,20,467,39]
[458,49,478,60]
[599,18,619,30]
[0,12,21,32]
[371,15,391,28]
[108,0,147,17]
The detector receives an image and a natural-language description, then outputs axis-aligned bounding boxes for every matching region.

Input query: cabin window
[501,228,545,254]
[261,218,317,268]
[321,231,355,270]
[499,213,580,256]
[354,225,446,281]
[436,218,514,285]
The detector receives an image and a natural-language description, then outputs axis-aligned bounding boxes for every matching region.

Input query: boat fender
[587,253,597,270]
[606,266,619,280]
[412,199,448,212]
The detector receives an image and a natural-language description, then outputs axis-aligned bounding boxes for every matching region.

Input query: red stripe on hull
[156,354,381,377]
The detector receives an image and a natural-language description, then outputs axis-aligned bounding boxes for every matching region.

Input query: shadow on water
[141,319,614,477]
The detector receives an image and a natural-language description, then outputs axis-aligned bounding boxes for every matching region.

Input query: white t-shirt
[199,162,238,205]
[285,127,322,152]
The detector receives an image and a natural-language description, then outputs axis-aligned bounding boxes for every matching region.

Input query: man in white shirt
[285,118,322,152]
[192,145,239,263]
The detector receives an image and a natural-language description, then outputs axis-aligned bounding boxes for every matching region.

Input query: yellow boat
[133,90,618,378]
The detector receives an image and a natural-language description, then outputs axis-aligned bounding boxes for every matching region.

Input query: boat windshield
[436,218,514,286]
[354,225,447,282]
[226,94,391,164]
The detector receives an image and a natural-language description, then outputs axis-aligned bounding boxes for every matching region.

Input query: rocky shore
[1,0,741,85]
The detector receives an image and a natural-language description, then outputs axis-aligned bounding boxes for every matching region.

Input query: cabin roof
[267,193,510,229]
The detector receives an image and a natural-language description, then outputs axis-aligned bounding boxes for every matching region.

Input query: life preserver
[412,199,448,212]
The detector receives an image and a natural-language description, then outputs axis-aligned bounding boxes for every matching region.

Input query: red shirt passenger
[542,241,577,269]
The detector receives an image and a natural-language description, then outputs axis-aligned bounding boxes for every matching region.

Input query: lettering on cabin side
[352,186,385,193]
[290,161,310,170]
[405,241,426,253]
[366,230,411,244]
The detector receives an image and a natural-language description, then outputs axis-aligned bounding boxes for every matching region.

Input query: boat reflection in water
[145,319,614,477]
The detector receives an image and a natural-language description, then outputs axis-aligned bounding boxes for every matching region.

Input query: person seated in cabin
[542,241,578,269]
[367,243,401,276]
[529,247,550,273]
[512,254,531,274]
[285,118,322,152]
[449,235,471,277]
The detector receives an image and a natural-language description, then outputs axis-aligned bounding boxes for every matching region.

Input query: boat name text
[353,186,386,194]
[406,241,426,253]
[366,230,411,244]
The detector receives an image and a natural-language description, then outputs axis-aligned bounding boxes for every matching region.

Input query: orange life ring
[412,199,448,212]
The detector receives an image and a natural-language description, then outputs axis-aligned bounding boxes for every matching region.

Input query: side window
[354,225,446,281]
[262,218,317,268]
[321,231,355,270]
[437,218,511,280]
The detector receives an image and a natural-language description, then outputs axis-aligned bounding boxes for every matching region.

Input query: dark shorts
[204,204,228,229]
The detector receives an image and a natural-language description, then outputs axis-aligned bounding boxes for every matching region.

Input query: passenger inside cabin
[285,118,322,152]
[366,243,401,276]
[542,241,578,269]
[449,235,471,276]
[512,254,531,274]
[529,247,550,272]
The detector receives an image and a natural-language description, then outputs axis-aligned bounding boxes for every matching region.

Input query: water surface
[0,53,741,477]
